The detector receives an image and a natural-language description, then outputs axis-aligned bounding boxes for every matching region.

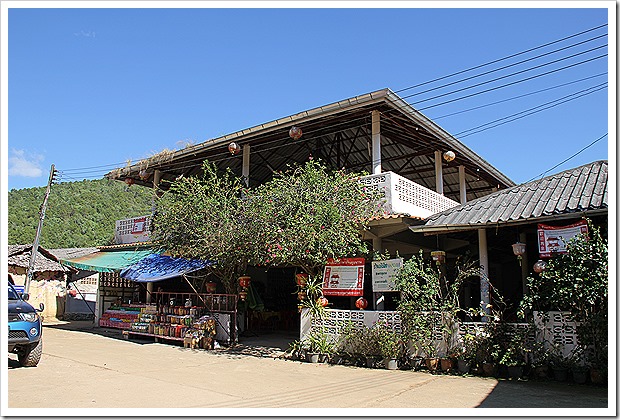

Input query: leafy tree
[151,161,248,293]
[245,159,384,278]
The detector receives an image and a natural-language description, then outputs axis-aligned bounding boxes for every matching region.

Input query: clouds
[9,149,44,178]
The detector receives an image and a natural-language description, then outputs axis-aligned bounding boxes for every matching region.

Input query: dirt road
[5,322,610,414]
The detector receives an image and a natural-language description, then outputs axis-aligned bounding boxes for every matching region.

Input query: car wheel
[18,340,42,367]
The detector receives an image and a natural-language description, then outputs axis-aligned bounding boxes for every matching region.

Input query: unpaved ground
[5,322,610,414]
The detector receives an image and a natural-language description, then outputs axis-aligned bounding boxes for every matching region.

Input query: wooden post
[435,151,443,195]
[478,228,490,321]
[371,110,382,175]
[459,165,467,204]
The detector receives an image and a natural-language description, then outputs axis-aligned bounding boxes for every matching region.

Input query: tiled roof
[413,160,607,232]
[8,245,70,272]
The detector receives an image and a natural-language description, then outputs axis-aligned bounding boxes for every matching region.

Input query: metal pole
[478,228,490,321]
[25,164,56,295]
[435,151,443,195]
[459,165,467,204]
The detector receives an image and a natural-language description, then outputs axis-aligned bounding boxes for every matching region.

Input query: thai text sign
[371,258,403,292]
[322,257,364,296]
[114,216,151,244]
[537,220,588,257]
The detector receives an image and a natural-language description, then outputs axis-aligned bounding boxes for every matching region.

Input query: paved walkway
[5,321,611,414]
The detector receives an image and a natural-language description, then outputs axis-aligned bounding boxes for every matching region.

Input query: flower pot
[552,366,569,382]
[319,353,330,363]
[590,368,605,385]
[440,358,455,372]
[533,364,549,380]
[457,358,472,374]
[507,365,524,380]
[571,367,589,384]
[365,356,378,368]
[306,352,320,363]
[330,354,344,365]
[409,356,425,371]
[482,362,498,377]
[384,358,399,370]
[425,357,439,372]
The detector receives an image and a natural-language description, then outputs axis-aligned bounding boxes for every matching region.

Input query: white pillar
[435,150,443,195]
[371,110,382,175]
[146,282,154,305]
[478,228,490,320]
[459,165,467,204]
[242,144,250,187]
[372,237,384,310]
[520,232,529,297]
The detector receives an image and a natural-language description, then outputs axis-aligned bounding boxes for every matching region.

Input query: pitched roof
[8,244,71,273]
[411,160,607,234]
[47,247,99,261]
[106,88,514,202]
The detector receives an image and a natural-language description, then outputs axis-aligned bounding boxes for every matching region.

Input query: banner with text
[115,216,152,245]
[371,258,403,292]
[537,220,588,258]
[322,258,365,297]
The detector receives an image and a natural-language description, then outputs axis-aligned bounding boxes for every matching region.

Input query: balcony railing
[360,171,459,218]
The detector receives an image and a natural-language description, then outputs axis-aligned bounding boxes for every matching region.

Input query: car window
[8,283,20,300]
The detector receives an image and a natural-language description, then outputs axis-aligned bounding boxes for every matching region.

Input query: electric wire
[525,134,608,183]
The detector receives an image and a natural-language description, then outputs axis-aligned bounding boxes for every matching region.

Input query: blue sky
[4,4,611,191]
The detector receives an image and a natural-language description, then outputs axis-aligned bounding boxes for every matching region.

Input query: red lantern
[289,126,302,140]
[206,282,217,294]
[317,297,329,307]
[124,177,135,186]
[228,142,241,155]
[239,290,248,301]
[533,260,547,273]
[238,276,251,288]
[295,273,308,287]
[355,297,368,310]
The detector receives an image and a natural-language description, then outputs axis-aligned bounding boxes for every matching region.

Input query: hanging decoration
[228,142,241,155]
[206,282,217,294]
[355,297,368,310]
[289,126,303,140]
[295,273,308,287]
[431,250,446,266]
[138,170,149,181]
[238,276,251,301]
[512,242,527,266]
[443,151,456,162]
[124,177,135,186]
[533,260,547,273]
[317,296,329,307]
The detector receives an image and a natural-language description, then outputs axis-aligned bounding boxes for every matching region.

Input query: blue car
[8,281,44,367]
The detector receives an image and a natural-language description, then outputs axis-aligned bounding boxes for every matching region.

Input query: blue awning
[119,253,211,283]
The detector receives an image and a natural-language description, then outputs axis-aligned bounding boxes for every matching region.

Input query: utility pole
[24,164,57,295]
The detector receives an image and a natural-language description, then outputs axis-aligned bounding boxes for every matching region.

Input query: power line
[395,23,607,93]
[526,134,608,183]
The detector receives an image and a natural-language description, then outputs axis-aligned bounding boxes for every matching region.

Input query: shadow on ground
[477,378,608,408]
[45,320,298,359]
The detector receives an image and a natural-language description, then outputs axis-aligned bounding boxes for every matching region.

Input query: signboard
[114,216,152,245]
[371,258,403,292]
[322,258,365,296]
[537,220,588,258]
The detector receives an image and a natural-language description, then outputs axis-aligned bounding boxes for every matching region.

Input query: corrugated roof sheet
[412,160,607,232]
[8,244,70,273]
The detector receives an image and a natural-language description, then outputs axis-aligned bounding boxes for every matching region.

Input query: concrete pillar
[371,110,382,175]
[478,228,490,320]
[459,165,467,204]
[152,169,162,214]
[435,150,443,195]
[372,237,384,310]
[520,232,529,297]
[242,144,250,187]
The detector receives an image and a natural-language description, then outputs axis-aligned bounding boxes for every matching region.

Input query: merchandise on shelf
[99,304,146,329]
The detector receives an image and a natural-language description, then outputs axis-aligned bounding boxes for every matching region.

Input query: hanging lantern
[228,142,241,155]
[297,291,307,301]
[239,290,248,301]
[295,273,308,287]
[443,151,456,162]
[512,242,527,266]
[238,276,251,288]
[317,297,329,307]
[124,177,135,186]
[431,250,446,266]
[138,170,149,180]
[206,282,217,294]
[289,126,303,140]
[355,297,368,310]
[533,260,547,273]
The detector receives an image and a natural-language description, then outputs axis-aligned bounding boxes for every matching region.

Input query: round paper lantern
[239,290,248,301]
[295,273,308,287]
[317,297,329,307]
[533,260,547,273]
[238,276,251,288]
[228,142,241,155]
[289,126,303,140]
[443,151,456,162]
[206,282,217,294]
[124,177,135,186]
[512,242,527,256]
[297,291,307,301]
[355,297,368,310]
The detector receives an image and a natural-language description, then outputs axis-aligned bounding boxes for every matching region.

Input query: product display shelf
[99,304,146,329]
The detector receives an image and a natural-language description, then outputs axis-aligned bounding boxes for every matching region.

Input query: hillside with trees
[8,179,153,249]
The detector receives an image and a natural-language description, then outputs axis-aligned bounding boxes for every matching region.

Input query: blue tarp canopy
[119,253,211,283]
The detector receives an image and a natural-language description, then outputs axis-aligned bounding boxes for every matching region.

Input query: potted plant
[455,331,479,375]
[377,325,404,370]
[358,325,382,368]
[285,339,305,361]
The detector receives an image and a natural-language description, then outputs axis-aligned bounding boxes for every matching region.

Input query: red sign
[322,258,365,297]
[538,220,588,258]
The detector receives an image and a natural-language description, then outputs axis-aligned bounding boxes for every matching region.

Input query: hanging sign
[372,258,403,292]
[114,216,152,244]
[322,258,365,296]
[537,220,588,258]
